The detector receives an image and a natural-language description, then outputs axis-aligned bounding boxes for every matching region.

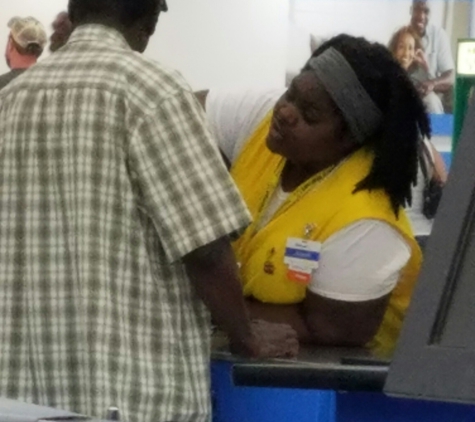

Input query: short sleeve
[436,28,455,74]
[308,220,411,302]
[206,89,284,163]
[128,89,252,262]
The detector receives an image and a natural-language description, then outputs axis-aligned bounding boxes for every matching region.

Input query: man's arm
[184,236,299,357]
[128,89,298,358]
[183,237,255,354]
[433,69,454,93]
[419,69,454,95]
[429,27,455,94]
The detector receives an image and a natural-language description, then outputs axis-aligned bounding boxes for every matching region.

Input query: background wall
[0,0,289,90]
[0,0,471,92]
[152,0,289,90]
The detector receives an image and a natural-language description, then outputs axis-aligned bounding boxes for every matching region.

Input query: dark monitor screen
[385,101,475,404]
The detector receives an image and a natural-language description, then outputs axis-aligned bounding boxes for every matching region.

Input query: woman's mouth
[269,126,283,144]
[267,117,285,152]
[270,117,284,138]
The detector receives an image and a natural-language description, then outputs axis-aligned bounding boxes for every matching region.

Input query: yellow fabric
[231,113,422,354]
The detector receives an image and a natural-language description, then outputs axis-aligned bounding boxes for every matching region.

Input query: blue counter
[211,345,475,422]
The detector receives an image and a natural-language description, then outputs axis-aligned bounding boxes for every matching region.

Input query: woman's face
[395,33,416,70]
[267,71,350,169]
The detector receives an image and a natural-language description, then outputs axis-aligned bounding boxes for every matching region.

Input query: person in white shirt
[408,0,455,110]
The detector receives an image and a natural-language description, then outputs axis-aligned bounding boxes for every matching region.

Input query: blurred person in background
[49,11,73,52]
[388,26,443,114]
[0,16,47,90]
[408,0,454,112]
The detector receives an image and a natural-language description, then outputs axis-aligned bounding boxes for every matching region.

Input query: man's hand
[185,238,298,360]
[230,320,299,359]
[417,80,435,96]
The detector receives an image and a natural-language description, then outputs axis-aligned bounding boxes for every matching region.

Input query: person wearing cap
[198,33,427,356]
[0,16,47,90]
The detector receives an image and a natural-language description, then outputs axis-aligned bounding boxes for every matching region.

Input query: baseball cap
[8,16,47,51]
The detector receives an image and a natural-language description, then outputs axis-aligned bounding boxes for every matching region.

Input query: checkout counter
[211,345,475,422]
[210,76,475,421]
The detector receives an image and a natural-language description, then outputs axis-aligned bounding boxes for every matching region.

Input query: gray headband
[307,47,382,143]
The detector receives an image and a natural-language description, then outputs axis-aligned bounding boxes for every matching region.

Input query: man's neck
[9,51,37,70]
[410,24,428,39]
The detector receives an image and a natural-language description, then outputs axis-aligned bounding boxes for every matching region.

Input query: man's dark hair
[68,0,162,28]
[305,34,431,215]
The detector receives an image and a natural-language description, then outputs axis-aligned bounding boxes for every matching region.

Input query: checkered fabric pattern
[0,24,251,422]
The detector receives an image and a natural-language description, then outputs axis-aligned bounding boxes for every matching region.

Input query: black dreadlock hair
[304,34,431,216]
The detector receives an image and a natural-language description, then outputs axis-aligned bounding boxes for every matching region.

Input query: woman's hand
[414,49,429,72]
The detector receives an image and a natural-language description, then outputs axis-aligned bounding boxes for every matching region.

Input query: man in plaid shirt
[0,0,298,421]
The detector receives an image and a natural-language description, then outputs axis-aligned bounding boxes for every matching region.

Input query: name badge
[284,237,321,284]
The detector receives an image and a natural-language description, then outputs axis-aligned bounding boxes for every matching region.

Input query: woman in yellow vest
[200,34,427,355]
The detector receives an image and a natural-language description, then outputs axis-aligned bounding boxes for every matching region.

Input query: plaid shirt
[0,25,251,422]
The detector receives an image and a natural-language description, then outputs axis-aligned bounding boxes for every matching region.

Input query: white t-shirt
[421,24,455,79]
[206,89,412,302]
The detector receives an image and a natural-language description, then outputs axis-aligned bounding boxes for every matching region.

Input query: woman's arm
[247,220,411,347]
[302,293,390,346]
[429,142,448,184]
[246,294,389,346]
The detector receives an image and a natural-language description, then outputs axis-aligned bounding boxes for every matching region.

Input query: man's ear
[6,37,13,53]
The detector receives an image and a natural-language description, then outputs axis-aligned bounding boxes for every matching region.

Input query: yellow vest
[231,114,422,354]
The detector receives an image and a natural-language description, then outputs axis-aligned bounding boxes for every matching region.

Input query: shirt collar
[421,24,433,42]
[67,24,131,51]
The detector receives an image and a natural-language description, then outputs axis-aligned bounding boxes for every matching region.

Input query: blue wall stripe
[430,114,453,136]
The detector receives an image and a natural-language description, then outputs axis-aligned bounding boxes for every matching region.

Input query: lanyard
[250,159,337,236]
